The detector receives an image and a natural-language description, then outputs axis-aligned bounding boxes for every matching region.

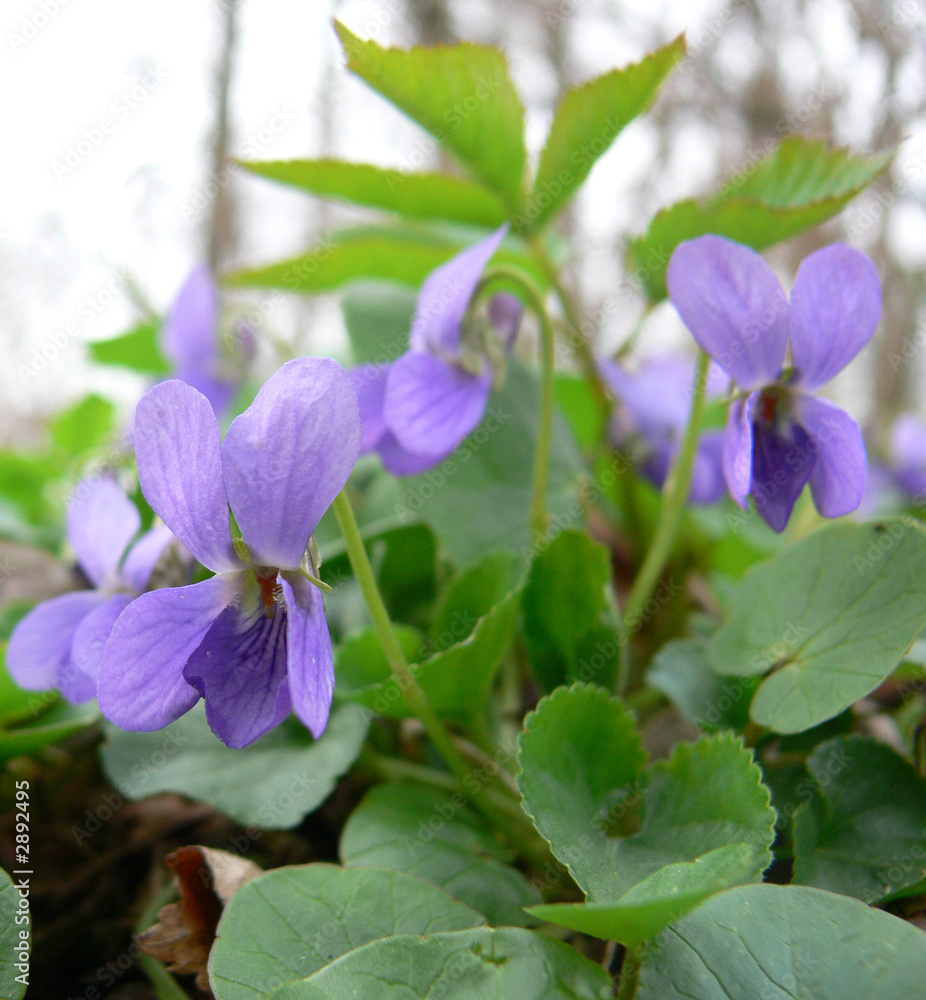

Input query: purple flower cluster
[667,235,881,531]
[8,358,360,748]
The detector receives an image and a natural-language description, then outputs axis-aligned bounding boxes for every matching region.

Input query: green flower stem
[615,943,645,1000]
[618,350,711,696]
[360,746,560,875]
[473,265,557,540]
[332,490,526,836]
[527,235,611,413]
[360,747,520,821]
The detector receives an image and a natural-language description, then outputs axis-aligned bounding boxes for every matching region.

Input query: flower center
[254,567,282,619]
[756,385,793,431]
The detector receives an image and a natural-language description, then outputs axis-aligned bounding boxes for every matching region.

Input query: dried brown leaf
[137,846,262,992]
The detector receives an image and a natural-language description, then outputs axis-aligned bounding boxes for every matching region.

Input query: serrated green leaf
[209,864,484,1000]
[335,23,527,210]
[517,685,775,937]
[0,868,28,1000]
[238,158,508,227]
[628,138,892,299]
[527,842,754,946]
[397,360,584,566]
[708,519,926,733]
[340,782,541,926]
[101,703,368,828]
[792,736,926,903]
[637,883,926,1000]
[524,36,685,233]
[87,320,170,375]
[649,636,758,731]
[522,529,613,691]
[341,281,416,365]
[269,927,613,1000]
[224,226,546,295]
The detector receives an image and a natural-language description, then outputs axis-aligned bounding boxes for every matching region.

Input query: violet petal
[67,477,140,588]
[384,351,491,456]
[182,591,292,748]
[97,575,234,731]
[409,225,508,357]
[135,380,238,574]
[222,358,360,571]
[750,419,815,532]
[667,235,789,390]
[789,244,881,391]
[799,394,867,518]
[280,575,334,740]
[7,590,105,693]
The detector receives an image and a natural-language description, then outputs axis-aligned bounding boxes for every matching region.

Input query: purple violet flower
[7,477,173,704]
[161,264,248,416]
[887,414,926,501]
[667,235,881,532]
[600,355,727,504]
[97,357,361,748]
[350,225,521,474]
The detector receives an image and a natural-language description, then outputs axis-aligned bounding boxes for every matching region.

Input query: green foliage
[334,22,528,211]
[0,867,28,1000]
[524,36,686,233]
[792,736,926,903]
[517,685,775,941]
[101,704,368,828]
[265,927,613,1000]
[628,137,892,299]
[49,394,116,455]
[637,883,926,999]
[224,226,546,295]
[87,320,170,375]
[0,698,98,761]
[210,864,484,1000]
[709,519,926,733]
[340,782,541,926]
[237,159,508,227]
[648,636,758,731]
[335,558,521,721]
[522,529,617,691]
[528,843,754,946]
[340,281,416,365]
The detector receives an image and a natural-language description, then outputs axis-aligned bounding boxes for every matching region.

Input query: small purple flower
[161,265,248,416]
[667,235,881,532]
[600,355,727,504]
[887,414,926,501]
[350,225,521,474]
[7,478,173,704]
[97,357,360,748]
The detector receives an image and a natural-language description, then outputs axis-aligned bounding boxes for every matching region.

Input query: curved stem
[618,350,711,696]
[332,491,525,835]
[473,265,557,541]
[527,235,611,413]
